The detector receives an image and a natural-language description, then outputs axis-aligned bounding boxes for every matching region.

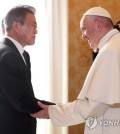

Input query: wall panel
[68,0,120,133]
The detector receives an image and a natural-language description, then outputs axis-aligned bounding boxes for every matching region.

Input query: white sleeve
[49,99,109,126]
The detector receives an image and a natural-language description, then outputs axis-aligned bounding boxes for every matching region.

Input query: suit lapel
[1,38,31,80]
[23,51,31,79]
[2,38,20,53]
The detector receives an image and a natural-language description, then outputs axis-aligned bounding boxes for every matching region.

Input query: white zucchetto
[83,7,112,19]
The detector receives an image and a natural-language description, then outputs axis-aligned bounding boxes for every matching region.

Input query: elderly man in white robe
[31,7,120,134]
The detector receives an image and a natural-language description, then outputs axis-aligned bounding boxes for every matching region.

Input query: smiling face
[80,15,101,50]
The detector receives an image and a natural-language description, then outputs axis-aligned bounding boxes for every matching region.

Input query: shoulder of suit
[0,42,19,59]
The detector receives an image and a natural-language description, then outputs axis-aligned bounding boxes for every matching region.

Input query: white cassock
[49,29,120,134]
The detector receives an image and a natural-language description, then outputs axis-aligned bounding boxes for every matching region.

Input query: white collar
[6,36,24,55]
[98,29,119,50]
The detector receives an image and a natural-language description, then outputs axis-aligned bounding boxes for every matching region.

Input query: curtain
[49,0,68,134]
[32,0,68,133]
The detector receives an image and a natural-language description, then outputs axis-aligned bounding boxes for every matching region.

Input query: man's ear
[95,19,103,32]
[12,21,22,33]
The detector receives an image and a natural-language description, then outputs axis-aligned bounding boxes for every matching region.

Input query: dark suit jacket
[0,38,53,134]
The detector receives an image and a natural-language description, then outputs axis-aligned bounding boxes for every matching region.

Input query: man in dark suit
[0,5,54,134]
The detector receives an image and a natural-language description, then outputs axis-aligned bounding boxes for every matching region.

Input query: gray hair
[5,5,36,31]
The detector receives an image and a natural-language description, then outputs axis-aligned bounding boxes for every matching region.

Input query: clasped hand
[30,101,49,119]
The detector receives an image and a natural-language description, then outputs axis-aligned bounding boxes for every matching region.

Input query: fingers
[30,101,49,119]
[30,109,48,119]
[38,101,46,108]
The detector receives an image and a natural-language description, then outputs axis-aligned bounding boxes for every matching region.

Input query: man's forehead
[80,16,85,28]
[80,16,89,28]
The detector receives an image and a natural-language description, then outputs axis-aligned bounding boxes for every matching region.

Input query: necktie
[23,51,29,66]
[22,51,31,78]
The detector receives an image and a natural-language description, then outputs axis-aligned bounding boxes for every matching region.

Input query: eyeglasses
[16,20,39,30]
[24,22,39,30]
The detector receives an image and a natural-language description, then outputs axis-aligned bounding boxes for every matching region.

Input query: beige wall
[68,0,120,134]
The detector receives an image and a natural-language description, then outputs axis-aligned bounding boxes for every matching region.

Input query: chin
[90,44,96,50]
[30,41,35,45]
